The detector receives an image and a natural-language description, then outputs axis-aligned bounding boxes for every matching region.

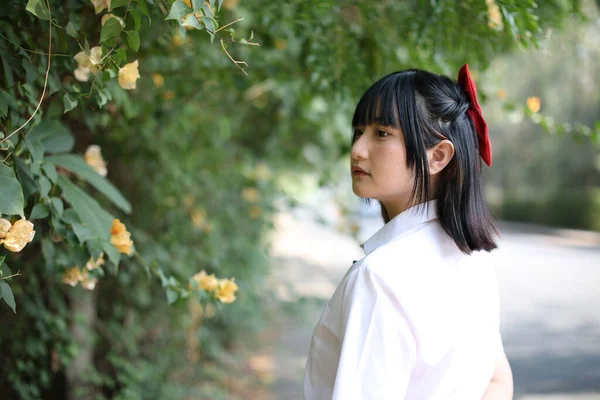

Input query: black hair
[351,69,497,254]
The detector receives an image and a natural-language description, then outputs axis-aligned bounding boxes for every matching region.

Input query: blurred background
[1,0,599,399]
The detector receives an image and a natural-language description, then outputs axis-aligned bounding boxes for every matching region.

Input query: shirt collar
[361,200,438,256]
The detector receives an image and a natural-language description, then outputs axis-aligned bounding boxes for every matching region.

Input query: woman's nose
[350,133,368,161]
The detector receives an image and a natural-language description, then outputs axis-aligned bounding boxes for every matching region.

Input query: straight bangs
[351,72,416,134]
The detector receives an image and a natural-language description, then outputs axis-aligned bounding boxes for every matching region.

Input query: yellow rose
[192,270,219,292]
[80,271,98,291]
[85,252,105,271]
[249,205,262,219]
[118,60,140,90]
[62,267,83,287]
[224,0,239,10]
[162,90,175,100]
[101,13,124,27]
[242,187,260,202]
[526,96,542,113]
[74,66,92,82]
[91,0,111,14]
[84,145,108,177]
[253,163,271,181]
[110,219,134,255]
[216,278,238,304]
[486,0,504,30]
[74,46,102,81]
[2,219,35,252]
[191,208,207,229]
[151,73,165,88]
[0,218,11,239]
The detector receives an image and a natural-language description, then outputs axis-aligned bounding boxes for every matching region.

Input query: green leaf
[100,18,122,44]
[41,238,55,270]
[166,1,192,20]
[39,176,51,200]
[25,0,50,20]
[51,197,64,216]
[66,21,79,38]
[125,31,140,51]
[14,157,38,199]
[28,120,75,154]
[182,14,203,30]
[166,288,179,304]
[0,163,24,216]
[217,0,223,11]
[42,163,58,183]
[72,222,96,243]
[201,16,215,32]
[200,4,212,18]
[46,155,132,213]
[102,240,121,266]
[61,208,80,224]
[63,93,78,113]
[111,0,129,8]
[136,0,150,19]
[0,282,16,313]
[130,9,142,31]
[30,203,49,219]
[22,58,38,83]
[0,92,8,119]
[56,176,113,240]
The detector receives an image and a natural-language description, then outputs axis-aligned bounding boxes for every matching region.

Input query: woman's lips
[351,166,369,176]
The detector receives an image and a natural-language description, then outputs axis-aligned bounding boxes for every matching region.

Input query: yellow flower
[496,88,507,100]
[486,0,504,30]
[275,39,287,50]
[162,90,175,101]
[172,33,185,48]
[110,219,134,255]
[0,218,11,239]
[151,73,165,88]
[249,205,262,219]
[2,219,35,252]
[527,96,542,113]
[62,267,83,287]
[253,163,272,181]
[191,208,207,228]
[192,270,219,292]
[74,46,103,81]
[224,0,239,10]
[118,60,140,90]
[85,252,105,271]
[242,187,260,202]
[80,272,98,291]
[84,145,108,176]
[216,278,238,304]
[91,0,111,14]
[74,66,92,82]
[101,13,125,27]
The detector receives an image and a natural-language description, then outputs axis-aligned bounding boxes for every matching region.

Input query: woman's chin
[352,185,371,199]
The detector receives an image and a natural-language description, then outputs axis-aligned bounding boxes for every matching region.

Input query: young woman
[303,65,513,399]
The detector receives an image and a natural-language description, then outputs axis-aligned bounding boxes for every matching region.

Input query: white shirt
[303,201,504,400]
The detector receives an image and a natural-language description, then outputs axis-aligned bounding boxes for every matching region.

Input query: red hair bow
[457,64,492,167]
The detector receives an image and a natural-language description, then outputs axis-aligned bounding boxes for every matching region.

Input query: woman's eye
[376,129,389,138]
[353,128,363,139]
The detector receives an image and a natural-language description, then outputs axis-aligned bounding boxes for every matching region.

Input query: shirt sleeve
[331,265,417,400]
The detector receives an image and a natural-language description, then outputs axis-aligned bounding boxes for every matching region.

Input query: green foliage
[1,0,598,398]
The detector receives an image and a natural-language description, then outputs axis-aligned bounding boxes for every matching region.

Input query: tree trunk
[66,288,99,400]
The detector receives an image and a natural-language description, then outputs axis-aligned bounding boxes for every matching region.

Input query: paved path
[268,212,600,400]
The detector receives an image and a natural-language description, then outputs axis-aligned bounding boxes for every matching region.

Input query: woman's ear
[427,140,455,175]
